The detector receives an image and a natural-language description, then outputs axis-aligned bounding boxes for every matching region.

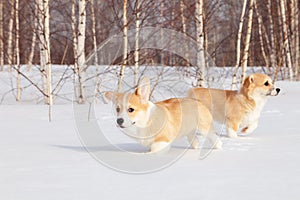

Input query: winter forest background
[0,0,299,105]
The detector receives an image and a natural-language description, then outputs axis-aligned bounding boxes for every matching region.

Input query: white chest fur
[241,96,267,127]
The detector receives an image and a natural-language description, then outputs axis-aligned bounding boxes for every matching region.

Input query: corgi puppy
[105,77,222,153]
[188,73,280,138]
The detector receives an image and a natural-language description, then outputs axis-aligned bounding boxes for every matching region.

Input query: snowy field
[1,69,300,199]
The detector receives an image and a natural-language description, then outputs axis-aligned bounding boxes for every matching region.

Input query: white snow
[1,72,300,199]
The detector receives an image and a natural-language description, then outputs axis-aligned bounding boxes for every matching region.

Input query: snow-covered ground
[1,71,300,199]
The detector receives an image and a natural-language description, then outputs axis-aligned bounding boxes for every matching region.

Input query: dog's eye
[128,108,134,113]
[116,107,120,113]
[264,81,269,86]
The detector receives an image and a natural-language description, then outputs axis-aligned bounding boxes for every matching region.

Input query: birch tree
[195,0,205,87]
[15,0,21,101]
[254,0,269,71]
[28,1,38,71]
[0,1,4,70]
[77,0,87,103]
[267,0,277,72]
[37,0,52,105]
[240,0,254,83]
[134,0,140,86]
[280,0,293,81]
[118,0,128,92]
[291,0,299,80]
[7,0,15,70]
[90,0,98,66]
[232,0,247,89]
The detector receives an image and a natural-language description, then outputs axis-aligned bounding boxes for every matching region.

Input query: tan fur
[187,73,280,138]
[105,77,222,153]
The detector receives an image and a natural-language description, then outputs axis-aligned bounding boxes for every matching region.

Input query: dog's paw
[150,142,171,154]
[213,140,223,150]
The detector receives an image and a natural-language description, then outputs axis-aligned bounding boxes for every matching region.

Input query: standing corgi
[105,77,222,153]
[188,73,280,138]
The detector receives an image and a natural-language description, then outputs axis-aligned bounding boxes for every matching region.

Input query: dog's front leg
[150,141,171,154]
[241,120,258,134]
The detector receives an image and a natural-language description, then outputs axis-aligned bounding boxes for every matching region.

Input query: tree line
[0,0,299,105]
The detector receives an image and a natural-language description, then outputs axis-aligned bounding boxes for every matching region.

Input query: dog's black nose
[117,118,124,125]
[276,88,280,94]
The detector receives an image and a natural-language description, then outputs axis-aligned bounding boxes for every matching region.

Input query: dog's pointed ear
[135,77,150,104]
[243,75,254,88]
[104,91,118,103]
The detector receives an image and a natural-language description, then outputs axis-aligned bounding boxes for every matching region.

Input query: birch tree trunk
[37,0,52,105]
[292,0,299,80]
[77,0,87,103]
[71,0,79,100]
[232,0,248,89]
[240,0,254,83]
[118,0,128,92]
[160,0,164,65]
[267,0,277,73]
[0,1,4,70]
[91,0,98,66]
[15,0,21,101]
[195,0,205,87]
[134,0,140,86]
[28,1,38,71]
[280,0,293,81]
[7,0,15,71]
[180,0,190,77]
[276,0,286,79]
[254,0,269,71]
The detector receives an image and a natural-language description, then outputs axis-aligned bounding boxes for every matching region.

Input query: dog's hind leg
[187,132,199,149]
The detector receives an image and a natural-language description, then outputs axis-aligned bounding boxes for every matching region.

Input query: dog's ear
[104,91,118,103]
[243,75,254,88]
[135,77,150,104]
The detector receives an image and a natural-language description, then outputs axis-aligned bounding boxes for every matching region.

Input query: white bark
[267,0,277,72]
[0,1,4,69]
[71,0,78,100]
[91,0,98,66]
[280,0,293,81]
[118,0,128,92]
[254,0,269,70]
[180,0,186,35]
[37,0,52,105]
[134,0,140,86]
[195,0,205,87]
[16,0,21,101]
[180,0,190,76]
[160,0,164,64]
[294,0,299,80]
[28,1,38,70]
[241,0,254,83]
[232,0,248,89]
[7,0,15,69]
[77,0,87,103]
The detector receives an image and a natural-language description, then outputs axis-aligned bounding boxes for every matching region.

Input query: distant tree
[7,0,15,70]
[195,0,205,87]
[77,0,87,103]
[134,0,140,86]
[240,0,254,83]
[118,0,128,92]
[232,0,247,89]
[280,0,293,81]
[37,0,52,105]
[0,1,3,70]
[28,0,38,70]
[16,0,21,101]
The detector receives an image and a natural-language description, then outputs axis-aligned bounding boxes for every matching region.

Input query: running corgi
[188,73,280,138]
[105,77,222,153]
